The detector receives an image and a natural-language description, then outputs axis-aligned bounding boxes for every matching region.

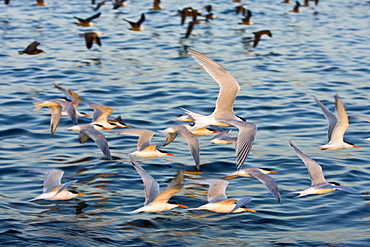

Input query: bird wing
[24,169,64,193]
[80,124,112,160]
[184,21,195,38]
[231,196,254,212]
[289,140,327,186]
[86,12,101,22]
[247,169,282,204]
[129,155,160,205]
[87,103,114,122]
[84,33,93,49]
[186,49,240,119]
[51,98,78,125]
[137,13,145,26]
[94,34,102,47]
[54,180,78,197]
[116,129,154,150]
[52,83,83,105]
[78,132,90,143]
[26,41,40,53]
[152,167,184,204]
[172,125,200,169]
[330,95,349,144]
[48,104,62,136]
[315,97,337,142]
[222,120,257,170]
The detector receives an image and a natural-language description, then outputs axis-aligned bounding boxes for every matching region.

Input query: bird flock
[5,0,368,214]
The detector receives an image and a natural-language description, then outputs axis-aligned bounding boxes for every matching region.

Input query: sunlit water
[0,0,369,246]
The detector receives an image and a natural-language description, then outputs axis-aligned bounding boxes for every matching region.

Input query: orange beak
[77,193,87,196]
[353,145,361,149]
[177,204,188,208]
[166,153,175,156]
[270,171,279,174]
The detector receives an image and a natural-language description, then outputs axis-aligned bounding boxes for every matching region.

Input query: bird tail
[33,102,44,111]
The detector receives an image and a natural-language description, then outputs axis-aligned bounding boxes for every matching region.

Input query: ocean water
[0,0,369,246]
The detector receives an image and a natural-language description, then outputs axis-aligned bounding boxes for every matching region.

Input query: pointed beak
[244,208,256,213]
[178,204,188,208]
[353,145,361,149]
[102,127,111,130]
[166,153,175,156]
[71,101,78,105]
[83,114,91,117]
[77,193,87,196]
[270,171,279,174]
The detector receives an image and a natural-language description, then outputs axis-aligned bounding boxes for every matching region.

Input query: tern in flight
[116,129,174,158]
[223,168,282,204]
[315,95,360,150]
[33,98,78,136]
[25,168,85,201]
[187,179,256,213]
[128,155,187,213]
[289,140,361,197]
[181,49,258,170]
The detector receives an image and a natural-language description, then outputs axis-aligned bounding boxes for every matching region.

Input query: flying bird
[315,95,360,150]
[74,12,101,26]
[52,83,90,118]
[252,30,272,48]
[222,168,282,204]
[33,98,78,136]
[159,125,201,169]
[150,0,162,10]
[18,41,45,55]
[291,1,302,13]
[187,179,256,213]
[80,32,103,49]
[289,140,361,197]
[239,9,253,25]
[25,168,85,201]
[123,13,145,31]
[181,49,257,170]
[69,123,113,160]
[128,155,187,213]
[34,0,47,6]
[116,129,174,158]
[113,0,128,9]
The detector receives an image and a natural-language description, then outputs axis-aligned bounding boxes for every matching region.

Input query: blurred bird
[222,168,282,204]
[123,13,145,31]
[235,5,247,16]
[25,168,85,201]
[291,1,302,13]
[178,7,201,25]
[80,32,103,49]
[33,98,78,136]
[74,12,101,26]
[52,83,90,118]
[4,0,10,5]
[18,41,45,55]
[128,155,187,213]
[252,30,272,48]
[289,140,361,197]
[113,0,128,9]
[150,0,162,10]
[94,1,108,11]
[239,9,253,25]
[204,5,212,12]
[187,179,256,213]
[34,0,47,6]
[116,129,175,158]
[315,95,360,150]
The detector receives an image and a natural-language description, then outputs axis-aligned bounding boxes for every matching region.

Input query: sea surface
[0,0,369,246]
